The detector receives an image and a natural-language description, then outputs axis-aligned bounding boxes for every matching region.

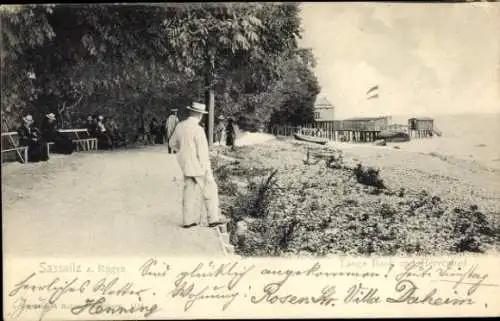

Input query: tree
[215,47,320,131]
[269,48,320,126]
[163,3,262,145]
[1,3,318,139]
[1,4,55,130]
[2,4,184,132]
[164,3,302,145]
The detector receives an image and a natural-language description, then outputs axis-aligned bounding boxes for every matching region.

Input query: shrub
[353,163,385,189]
[451,206,495,253]
[226,168,280,221]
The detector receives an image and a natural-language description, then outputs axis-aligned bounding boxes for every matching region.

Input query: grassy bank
[211,139,500,257]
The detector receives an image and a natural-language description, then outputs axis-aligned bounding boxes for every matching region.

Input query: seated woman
[105,117,122,148]
[17,114,49,162]
[85,115,98,137]
[41,113,74,154]
[96,115,113,149]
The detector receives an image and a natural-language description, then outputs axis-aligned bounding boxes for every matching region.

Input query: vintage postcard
[2,1,499,320]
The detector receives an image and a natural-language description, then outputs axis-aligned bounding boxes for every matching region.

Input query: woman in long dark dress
[149,117,162,144]
[17,114,49,162]
[41,113,74,154]
[85,115,99,138]
[225,118,236,149]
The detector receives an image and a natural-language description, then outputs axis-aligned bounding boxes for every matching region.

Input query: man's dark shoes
[182,223,197,229]
[208,218,229,228]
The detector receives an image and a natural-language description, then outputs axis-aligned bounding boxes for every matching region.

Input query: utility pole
[204,53,215,146]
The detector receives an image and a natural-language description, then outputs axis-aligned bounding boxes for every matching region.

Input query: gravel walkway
[2,146,224,257]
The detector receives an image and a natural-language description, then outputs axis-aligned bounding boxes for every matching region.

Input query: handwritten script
[5,256,499,319]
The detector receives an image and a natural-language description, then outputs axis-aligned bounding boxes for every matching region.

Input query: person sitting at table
[85,115,97,137]
[96,115,113,150]
[105,117,121,148]
[17,114,49,162]
[40,113,74,154]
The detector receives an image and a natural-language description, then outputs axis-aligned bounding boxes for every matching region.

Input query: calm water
[391,113,500,169]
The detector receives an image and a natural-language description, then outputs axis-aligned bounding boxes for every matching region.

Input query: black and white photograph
[2,1,500,319]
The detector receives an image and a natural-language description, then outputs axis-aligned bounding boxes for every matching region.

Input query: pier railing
[270,124,379,142]
[270,122,438,142]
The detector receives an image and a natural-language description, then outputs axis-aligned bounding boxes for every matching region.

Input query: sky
[299,2,500,119]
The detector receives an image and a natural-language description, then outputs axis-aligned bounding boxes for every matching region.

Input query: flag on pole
[366,85,379,100]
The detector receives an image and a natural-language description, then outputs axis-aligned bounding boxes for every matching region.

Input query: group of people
[215,115,236,148]
[134,109,236,153]
[84,115,120,149]
[16,113,74,162]
[14,112,124,163]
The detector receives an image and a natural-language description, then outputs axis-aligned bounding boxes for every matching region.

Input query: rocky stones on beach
[374,139,387,146]
[211,138,500,257]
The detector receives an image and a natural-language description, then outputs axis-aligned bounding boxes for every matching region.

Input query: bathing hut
[408,117,435,138]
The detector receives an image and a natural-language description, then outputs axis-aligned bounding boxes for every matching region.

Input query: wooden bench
[47,142,55,155]
[1,132,29,163]
[57,129,98,152]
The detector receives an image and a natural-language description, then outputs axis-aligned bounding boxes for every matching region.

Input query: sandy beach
[234,130,500,210]
[214,132,500,256]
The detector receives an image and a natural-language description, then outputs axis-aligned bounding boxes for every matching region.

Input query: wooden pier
[271,116,391,143]
[271,116,441,143]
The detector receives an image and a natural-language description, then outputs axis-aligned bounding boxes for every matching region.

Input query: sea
[390,112,500,170]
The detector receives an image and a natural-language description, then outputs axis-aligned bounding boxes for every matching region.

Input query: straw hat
[186,102,208,114]
[45,113,56,121]
[218,115,225,120]
[23,114,34,124]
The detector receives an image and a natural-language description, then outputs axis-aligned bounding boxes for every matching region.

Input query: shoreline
[215,135,500,257]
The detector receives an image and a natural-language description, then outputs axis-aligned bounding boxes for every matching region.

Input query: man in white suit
[169,102,228,229]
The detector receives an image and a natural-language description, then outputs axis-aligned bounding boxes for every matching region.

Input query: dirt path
[2,146,224,257]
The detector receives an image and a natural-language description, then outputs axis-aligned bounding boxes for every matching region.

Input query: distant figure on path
[160,118,167,144]
[165,109,179,154]
[215,115,226,145]
[149,117,162,144]
[17,114,49,162]
[226,118,236,149]
[169,102,228,229]
[41,113,74,154]
[137,118,149,145]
